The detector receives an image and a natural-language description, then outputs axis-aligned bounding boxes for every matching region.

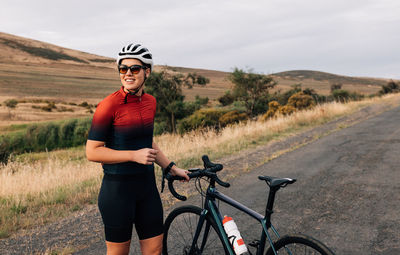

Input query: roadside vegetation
[0,68,399,238]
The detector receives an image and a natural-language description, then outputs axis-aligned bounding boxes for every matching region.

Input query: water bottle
[222,215,248,255]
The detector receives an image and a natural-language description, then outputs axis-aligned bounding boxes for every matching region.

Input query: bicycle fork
[189,209,212,254]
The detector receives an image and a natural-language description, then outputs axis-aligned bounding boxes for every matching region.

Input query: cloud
[1,0,399,78]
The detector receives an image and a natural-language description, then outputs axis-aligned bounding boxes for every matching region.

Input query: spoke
[169,218,189,247]
[165,209,226,255]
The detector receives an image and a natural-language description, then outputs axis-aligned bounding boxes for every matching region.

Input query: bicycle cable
[195,176,220,210]
[195,176,209,208]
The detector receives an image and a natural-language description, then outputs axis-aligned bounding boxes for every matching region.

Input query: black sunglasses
[118,64,147,74]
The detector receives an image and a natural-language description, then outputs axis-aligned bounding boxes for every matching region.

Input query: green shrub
[0,138,11,164]
[46,124,60,150]
[194,95,209,106]
[332,89,350,102]
[330,83,343,92]
[332,89,364,102]
[42,102,57,112]
[287,92,315,110]
[31,102,58,112]
[302,88,328,103]
[349,91,365,101]
[219,110,248,127]
[218,91,235,106]
[275,84,302,106]
[279,105,296,115]
[79,102,89,108]
[59,119,78,148]
[4,99,18,109]
[154,121,169,136]
[0,118,92,163]
[379,80,400,95]
[178,108,228,133]
[73,119,91,146]
[261,101,281,120]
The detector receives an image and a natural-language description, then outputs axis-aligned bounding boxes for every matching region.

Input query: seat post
[265,187,280,226]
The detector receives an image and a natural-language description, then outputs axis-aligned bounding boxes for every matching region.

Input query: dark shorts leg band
[104,225,133,243]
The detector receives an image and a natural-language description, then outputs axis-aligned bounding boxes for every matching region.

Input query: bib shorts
[98,170,163,242]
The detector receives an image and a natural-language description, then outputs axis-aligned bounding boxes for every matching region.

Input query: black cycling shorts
[98,170,163,243]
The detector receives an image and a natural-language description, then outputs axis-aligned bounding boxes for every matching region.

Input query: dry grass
[155,100,355,166]
[0,156,98,200]
[0,93,399,237]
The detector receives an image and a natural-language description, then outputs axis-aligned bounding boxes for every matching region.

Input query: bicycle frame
[190,185,282,255]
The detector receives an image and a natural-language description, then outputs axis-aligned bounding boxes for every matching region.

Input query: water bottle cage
[228,235,237,249]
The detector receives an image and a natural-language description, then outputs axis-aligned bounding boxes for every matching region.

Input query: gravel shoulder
[0,98,399,254]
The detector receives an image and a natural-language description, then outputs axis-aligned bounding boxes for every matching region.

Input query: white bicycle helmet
[117,43,153,70]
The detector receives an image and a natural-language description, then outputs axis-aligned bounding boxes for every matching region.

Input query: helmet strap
[126,74,147,96]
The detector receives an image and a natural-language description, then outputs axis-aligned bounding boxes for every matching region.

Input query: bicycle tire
[265,234,335,255]
[163,205,228,255]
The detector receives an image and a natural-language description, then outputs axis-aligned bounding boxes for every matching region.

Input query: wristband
[164,161,176,173]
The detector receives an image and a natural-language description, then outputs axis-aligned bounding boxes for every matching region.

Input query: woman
[86,43,189,255]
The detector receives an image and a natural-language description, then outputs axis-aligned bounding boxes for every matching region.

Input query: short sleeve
[87,100,114,142]
[152,96,157,116]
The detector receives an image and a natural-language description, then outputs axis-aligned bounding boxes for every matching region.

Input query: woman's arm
[153,142,189,180]
[86,140,157,165]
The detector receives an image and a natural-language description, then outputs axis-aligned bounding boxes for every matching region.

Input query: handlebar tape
[166,155,228,201]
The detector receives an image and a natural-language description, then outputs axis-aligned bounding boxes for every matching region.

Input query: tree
[229,68,276,116]
[330,83,342,93]
[218,91,235,106]
[379,80,400,95]
[145,71,209,133]
[4,99,18,119]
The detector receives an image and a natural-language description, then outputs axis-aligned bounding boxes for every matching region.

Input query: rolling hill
[0,31,391,104]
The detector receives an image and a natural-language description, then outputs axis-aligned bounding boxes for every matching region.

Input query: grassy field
[1,93,399,238]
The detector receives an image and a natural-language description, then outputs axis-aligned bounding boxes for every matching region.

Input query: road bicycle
[162,155,335,255]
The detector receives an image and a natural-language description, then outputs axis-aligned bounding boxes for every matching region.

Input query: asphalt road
[208,105,400,254]
[161,105,400,255]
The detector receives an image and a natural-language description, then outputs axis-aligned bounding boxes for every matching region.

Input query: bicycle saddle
[258,176,296,188]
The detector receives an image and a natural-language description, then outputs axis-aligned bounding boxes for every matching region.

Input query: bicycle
[162,155,335,255]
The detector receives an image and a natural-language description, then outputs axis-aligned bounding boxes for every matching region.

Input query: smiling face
[119,58,150,95]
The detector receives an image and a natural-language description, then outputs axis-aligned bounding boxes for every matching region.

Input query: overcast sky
[1,0,399,78]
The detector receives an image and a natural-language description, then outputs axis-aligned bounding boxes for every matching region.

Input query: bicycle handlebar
[165,155,230,201]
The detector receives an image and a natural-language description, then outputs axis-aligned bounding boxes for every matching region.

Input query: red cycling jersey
[88,86,157,174]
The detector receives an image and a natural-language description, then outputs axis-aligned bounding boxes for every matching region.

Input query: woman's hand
[170,166,190,181]
[133,148,158,165]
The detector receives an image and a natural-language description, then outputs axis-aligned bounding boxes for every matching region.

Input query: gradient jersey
[88,87,156,175]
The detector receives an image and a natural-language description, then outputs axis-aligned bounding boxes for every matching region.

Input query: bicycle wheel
[163,205,228,255]
[265,234,335,255]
